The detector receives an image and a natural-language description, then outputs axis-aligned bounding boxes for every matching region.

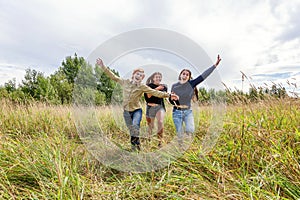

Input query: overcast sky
[1,0,299,96]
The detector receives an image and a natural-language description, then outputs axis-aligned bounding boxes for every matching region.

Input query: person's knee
[157,119,164,125]
[146,117,152,123]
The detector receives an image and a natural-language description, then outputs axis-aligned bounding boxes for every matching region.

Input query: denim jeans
[172,108,195,138]
[123,109,142,147]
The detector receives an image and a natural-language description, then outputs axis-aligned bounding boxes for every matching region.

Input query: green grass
[0,98,299,199]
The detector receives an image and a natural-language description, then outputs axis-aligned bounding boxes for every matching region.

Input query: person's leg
[131,108,142,150]
[183,109,195,135]
[123,110,135,148]
[123,109,142,150]
[156,108,165,147]
[172,109,183,145]
[146,117,154,137]
[146,105,155,138]
[176,109,194,149]
[123,110,134,135]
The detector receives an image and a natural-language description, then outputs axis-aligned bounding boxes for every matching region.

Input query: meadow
[0,97,299,199]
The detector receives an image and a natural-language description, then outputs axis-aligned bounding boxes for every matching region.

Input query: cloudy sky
[1,0,299,96]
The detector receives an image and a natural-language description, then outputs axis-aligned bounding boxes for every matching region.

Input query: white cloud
[0,0,142,84]
[0,63,26,86]
[0,0,299,96]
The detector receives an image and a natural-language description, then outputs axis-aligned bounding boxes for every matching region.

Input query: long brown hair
[179,69,199,101]
[146,72,162,85]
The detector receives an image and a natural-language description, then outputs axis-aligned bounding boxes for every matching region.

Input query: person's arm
[96,58,122,83]
[146,84,165,98]
[142,85,177,99]
[169,96,179,105]
[214,54,221,67]
[168,85,179,105]
[190,55,221,87]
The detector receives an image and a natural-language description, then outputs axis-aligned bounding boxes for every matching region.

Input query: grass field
[0,98,299,199]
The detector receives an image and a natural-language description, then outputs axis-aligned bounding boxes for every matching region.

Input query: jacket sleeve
[142,85,169,98]
[190,65,216,87]
[101,65,122,83]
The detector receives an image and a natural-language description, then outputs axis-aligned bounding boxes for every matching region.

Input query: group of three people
[96,55,221,151]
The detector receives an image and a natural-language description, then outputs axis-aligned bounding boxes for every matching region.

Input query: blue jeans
[172,108,195,138]
[123,109,142,146]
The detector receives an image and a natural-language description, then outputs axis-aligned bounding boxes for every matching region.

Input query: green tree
[0,86,9,99]
[61,53,83,84]
[4,78,16,93]
[20,68,44,98]
[249,87,258,102]
[36,76,59,103]
[73,61,98,106]
[50,70,73,104]
[95,65,120,104]
[52,54,90,104]
[270,84,287,98]
[9,88,33,104]
[198,87,210,103]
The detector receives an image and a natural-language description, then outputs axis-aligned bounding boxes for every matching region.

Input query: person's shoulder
[121,79,130,84]
[141,83,150,89]
[172,82,180,87]
[148,83,160,89]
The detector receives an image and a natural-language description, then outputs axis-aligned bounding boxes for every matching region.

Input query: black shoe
[131,145,141,152]
[158,142,162,148]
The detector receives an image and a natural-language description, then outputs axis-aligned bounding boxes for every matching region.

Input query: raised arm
[96,58,122,83]
[214,54,221,67]
[190,54,221,87]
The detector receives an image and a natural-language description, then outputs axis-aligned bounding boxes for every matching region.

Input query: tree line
[0,54,119,105]
[0,54,290,105]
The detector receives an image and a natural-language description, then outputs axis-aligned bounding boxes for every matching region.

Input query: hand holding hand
[170,92,179,101]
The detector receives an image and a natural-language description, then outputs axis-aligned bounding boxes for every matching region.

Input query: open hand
[96,58,104,67]
[156,85,164,90]
[215,55,221,67]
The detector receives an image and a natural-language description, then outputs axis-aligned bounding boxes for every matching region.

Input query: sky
[0,0,299,96]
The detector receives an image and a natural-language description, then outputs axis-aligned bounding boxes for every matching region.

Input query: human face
[153,74,162,85]
[179,70,190,83]
[132,71,145,83]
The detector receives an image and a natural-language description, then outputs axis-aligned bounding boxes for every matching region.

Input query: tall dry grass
[0,97,299,199]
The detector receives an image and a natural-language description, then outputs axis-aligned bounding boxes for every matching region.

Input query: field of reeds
[0,97,299,199]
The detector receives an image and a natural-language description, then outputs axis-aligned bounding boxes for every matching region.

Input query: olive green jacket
[101,66,169,111]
